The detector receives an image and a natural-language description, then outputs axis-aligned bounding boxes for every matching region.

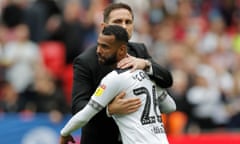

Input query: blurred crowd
[1,0,240,135]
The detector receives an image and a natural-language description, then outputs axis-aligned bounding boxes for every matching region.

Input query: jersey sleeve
[156,86,176,114]
[60,71,122,136]
[60,104,98,136]
[91,71,122,107]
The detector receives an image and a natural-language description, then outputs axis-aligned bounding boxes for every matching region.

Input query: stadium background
[1,0,240,143]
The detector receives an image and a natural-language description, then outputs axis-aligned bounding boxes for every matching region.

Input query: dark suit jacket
[71,42,173,144]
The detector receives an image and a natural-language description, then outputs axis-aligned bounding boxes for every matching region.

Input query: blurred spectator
[218,0,235,27]
[232,9,240,53]
[169,69,191,114]
[23,0,61,42]
[197,9,231,54]
[0,80,26,113]
[1,1,25,41]
[148,16,175,66]
[1,1,24,28]
[21,68,70,122]
[46,0,97,64]
[0,22,8,82]
[174,0,195,41]
[186,64,230,132]
[3,23,44,94]
[225,54,240,129]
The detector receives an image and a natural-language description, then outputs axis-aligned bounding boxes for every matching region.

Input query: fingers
[70,138,76,143]
[124,98,141,113]
[126,97,141,103]
[130,64,138,72]
[70,136,76,143]
[117,55,134,69]
[127,103,141,113]
[117,55,147,71]
[126,101,141,113]
[60,135,75,144]
[116,91,126,99]
[117,60,132,69]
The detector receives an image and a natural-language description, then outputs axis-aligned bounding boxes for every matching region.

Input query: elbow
[159,98,177,114]
[164,72,173,88]
[156,67,174,88]
[155,72,173,88]
[168,102,177,113]
[162,103,177,114]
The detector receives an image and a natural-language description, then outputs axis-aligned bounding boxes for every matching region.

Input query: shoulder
[115,68,131,74]
[128,42,147,50]
[127,42,149,58]
[76,45,97,60]
[104,69,129,81]
[72,45,98,70]
[74,46,97,63]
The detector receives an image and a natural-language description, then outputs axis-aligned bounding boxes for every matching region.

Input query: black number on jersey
[133,85,162,125]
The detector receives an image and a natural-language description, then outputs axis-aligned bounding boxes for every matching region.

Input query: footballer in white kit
[61,68,174,144]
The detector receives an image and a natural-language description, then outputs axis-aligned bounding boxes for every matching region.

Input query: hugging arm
[61,103,100,136]
[149,59,173,88]
[109,43,173,115]
[118,43,173,88]
[141,43,173,88]
[156,86,176,113]
[61,73,120,137]
[60,102,101,144]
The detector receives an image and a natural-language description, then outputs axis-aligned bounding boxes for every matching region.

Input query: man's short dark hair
[103,3,134,23]
[102,25,129,44]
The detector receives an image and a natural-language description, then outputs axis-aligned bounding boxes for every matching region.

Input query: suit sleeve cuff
[144,60,153,75]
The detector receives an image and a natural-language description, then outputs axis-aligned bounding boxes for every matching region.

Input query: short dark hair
[102,25,128,44]
[103,3,134,23]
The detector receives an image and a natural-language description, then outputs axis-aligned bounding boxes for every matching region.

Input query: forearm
[149,60,173,88]
[128,42,173,88]
[158,91,176,114]
[61,105,98,136]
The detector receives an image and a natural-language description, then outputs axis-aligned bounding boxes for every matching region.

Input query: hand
[60,135,75,144]
[108,92,141,115]
[117,54,149,72]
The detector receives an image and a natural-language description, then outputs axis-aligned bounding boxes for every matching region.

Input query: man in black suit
[71,3,173,144]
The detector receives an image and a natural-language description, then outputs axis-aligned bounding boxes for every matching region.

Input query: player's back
[112,69,169,144]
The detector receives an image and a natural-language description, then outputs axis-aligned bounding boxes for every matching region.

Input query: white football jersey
[61,69,169,144]
[91,69,169,144]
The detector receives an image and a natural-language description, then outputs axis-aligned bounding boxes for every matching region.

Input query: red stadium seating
[39,41,66,80]
[168,133,240,144]
[61,64,73,105]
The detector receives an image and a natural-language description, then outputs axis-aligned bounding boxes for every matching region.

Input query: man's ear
[119,45,127,56]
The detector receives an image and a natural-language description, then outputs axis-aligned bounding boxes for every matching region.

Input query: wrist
[106,106,113,117]
[144,60,151,71]
[60,130,69,137]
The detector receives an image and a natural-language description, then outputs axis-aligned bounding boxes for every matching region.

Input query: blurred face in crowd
[15,24,29,42]
[0,24,7,43]
[103,8,134,39]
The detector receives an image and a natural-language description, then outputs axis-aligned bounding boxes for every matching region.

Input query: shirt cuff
[144,60,153,75]
[106,106,112,117]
